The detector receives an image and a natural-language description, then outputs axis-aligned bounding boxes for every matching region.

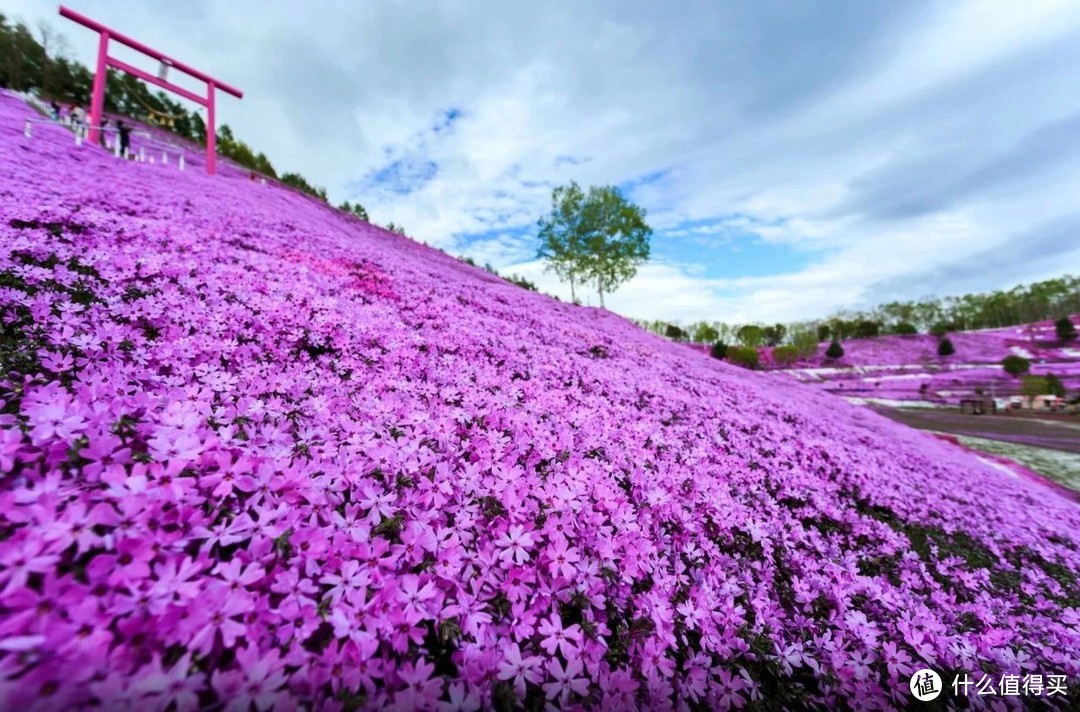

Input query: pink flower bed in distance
[777,324,1080,403]
[2,93,1080,710]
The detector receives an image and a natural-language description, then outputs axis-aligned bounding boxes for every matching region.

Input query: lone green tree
[737,325,764,348]
[537,182,651,307]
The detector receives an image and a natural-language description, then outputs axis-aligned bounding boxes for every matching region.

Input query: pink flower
[359,485,396,524]
[151,556,205,602]
[545,534,580,580]
[397,574,438,617]
[714,668,748,709]
[537,613,583,659]
[542,658,589,704]
[24,387,86,443]
[130,654,206,712]
[881,641,913,679]
[440,682,481,712]
[189,594,251,654]
[0,429,23,471]
[148,430,203,464]
[0,537,59,596]
[495,524,535,566]
[676,599,705,630]
[215,559,265,593]
[392,659,443,711]
[323,559,371,606]
[496,643,542,699]
[220,648,289,712]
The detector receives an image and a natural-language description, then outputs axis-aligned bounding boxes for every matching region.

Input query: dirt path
[872,407,1080,455]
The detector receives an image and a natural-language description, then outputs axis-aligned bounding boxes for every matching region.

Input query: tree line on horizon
[640,274,1080,348]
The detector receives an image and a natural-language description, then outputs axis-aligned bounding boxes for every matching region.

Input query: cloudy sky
[9,0,1080,324]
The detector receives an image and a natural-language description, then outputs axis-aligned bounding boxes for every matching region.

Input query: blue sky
[12,0,1080,323]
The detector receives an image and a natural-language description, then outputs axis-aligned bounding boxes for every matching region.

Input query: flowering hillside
[809,321,1080,369]
[2,93,1079,711]
[781,324,1080,406]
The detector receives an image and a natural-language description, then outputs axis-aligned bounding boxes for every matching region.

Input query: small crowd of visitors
[48,100,131,156]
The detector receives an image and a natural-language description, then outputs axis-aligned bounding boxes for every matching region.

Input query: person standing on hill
[117,120,132,158]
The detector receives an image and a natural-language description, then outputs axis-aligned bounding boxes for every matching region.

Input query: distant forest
[0,13,328,201]
[640,274,1080,346]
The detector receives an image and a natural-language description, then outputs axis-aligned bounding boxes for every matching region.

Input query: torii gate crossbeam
[58,5,243,175]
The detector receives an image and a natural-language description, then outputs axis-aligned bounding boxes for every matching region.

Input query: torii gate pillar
[59,5,242,175]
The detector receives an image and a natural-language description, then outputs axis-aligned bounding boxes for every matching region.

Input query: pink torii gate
[58,5,242,175]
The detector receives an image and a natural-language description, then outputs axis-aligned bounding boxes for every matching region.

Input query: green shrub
[1056,316,1077,342]
[773,345,799,368]
[505,274,538,291]
[1002,355,1031,377]
[726,346,760,369]
[937,337,955,356]
[825,340,844,359]
[930,322,953,337]
[665,324,688,342]
[895,322,918,335]
[710,342,728,360]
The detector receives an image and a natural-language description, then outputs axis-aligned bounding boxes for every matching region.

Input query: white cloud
[9,0,1080,324]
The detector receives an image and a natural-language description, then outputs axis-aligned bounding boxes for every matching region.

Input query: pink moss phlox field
[1,94,1079,711]
[781,324,1080,405]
